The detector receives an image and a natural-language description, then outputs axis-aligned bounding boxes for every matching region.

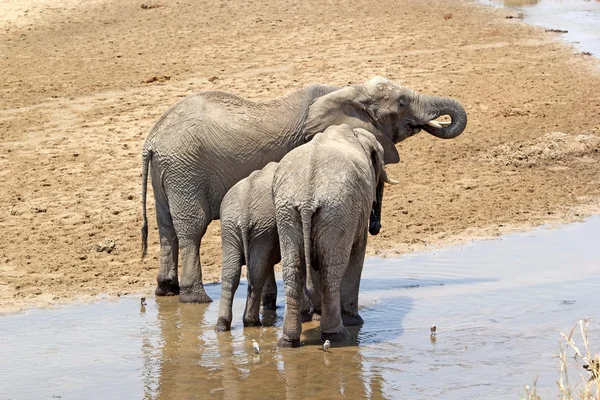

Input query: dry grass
[523,319,600,400]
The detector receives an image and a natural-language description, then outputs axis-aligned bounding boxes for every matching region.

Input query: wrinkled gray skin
[141,76,468,303]
[273,125,389,347]
[215,162,281,332]
[215,157,384,332]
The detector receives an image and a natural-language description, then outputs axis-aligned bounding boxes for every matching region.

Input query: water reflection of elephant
[143,297,387,399]
[142,297,224,399]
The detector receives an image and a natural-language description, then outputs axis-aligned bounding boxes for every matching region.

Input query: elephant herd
[140,76,467,347]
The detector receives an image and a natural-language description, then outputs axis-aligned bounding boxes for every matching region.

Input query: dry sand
[1,0,599,313]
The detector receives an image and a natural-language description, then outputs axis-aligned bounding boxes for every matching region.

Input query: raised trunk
[418,95,468,139]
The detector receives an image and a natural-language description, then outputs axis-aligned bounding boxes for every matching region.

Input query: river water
[480,0,600,56]
[2,217,599,399]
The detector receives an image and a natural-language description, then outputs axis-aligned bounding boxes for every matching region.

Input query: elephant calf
[215,162,281,332]
[273,124,394,347]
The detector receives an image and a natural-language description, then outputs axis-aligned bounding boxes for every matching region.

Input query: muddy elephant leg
[261,268,278,311]
[319,261,351,342]
[174,212,212,304]
[152,180,180,296]
[243,258,273,327]
[341,230,367,326]
[216,235,243,332]
[278,241,304,348]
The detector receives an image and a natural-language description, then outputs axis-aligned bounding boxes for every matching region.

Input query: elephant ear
[303,86,400,165]
[353,128,387,185]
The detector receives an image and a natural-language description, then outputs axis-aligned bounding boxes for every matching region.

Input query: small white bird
[140,297,147,306]
[430,325,437,336]
[252,339,260,354]
[322,340,331,352]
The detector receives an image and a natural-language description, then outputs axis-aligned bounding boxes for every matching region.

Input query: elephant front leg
[340,232,367,327]
[260,269,278,311]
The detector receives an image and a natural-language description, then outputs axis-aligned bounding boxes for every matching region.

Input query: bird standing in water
[252,339,260,354]
[583,359,599,382]
[322,340,331,352]
[430,325,437,336]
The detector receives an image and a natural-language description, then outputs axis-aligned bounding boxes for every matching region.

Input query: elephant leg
[305,267,323,321]
[261,269,278,311]
[341,230,367,326]
[174,213,212,304]
[216,234,243,332]
[152,181,180,296]
[278,238,304,348]
[243,257,272,327]
[319,250,352,342]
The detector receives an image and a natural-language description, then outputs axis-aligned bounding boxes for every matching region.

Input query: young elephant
[215,162,281,332]
[273,124,394,347]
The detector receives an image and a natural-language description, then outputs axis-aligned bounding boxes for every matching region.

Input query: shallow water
[480,0,600,56]
[2,218,600,399]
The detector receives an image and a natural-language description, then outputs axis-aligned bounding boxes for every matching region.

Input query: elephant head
[352,127,399,236]
[304,76,468,164]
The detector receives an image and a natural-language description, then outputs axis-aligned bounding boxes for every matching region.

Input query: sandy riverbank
[1,0,599,313]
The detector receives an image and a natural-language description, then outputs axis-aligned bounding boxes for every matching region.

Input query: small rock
[91,239,117,253]
[208,76,219,83]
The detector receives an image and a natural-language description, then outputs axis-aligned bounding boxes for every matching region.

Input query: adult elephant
[141,76,467,303]
[273,125,390,347]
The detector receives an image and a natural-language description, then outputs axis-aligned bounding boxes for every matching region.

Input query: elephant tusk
[439,121,452,126]
[385,177,400,185]
[426,120,443,129]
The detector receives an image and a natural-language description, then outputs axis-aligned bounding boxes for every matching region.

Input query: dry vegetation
[523,320,600,400]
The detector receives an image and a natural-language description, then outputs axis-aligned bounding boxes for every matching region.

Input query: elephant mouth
[406,117,452,138]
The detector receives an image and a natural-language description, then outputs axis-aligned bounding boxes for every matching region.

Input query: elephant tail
[141,146,152,260]
[299,208,316,272]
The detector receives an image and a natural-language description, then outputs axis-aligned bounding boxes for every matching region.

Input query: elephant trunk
[416,94,467,139]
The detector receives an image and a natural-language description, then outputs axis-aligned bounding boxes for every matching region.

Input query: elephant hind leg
[153,185,180,297]
[216,233,243,332]
[174,210,213,304]
[341,230,367,327]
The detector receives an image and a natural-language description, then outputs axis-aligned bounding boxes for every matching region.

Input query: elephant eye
[397,100,405,108]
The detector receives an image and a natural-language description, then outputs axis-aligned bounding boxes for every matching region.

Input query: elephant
[215,154,390,332]
[272,124,393,347]
[141,76,467,303]
[215,162,281,332]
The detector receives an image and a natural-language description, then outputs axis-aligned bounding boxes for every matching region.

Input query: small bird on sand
[140,297,147,306]
[322,340,331,352]
[430,325,437,336]
[252,339,260,354]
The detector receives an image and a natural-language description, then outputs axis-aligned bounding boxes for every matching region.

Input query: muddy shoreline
[1,0,599,313]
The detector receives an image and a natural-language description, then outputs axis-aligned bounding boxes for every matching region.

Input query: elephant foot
[261,310,278,327]
[179,285,213,303]
[215,317,232,332]
[312,310,322,322]
[277,336,301,348]
[342,311,364,327]
[261,293,278,311]
[155,279,180,296]
[243,318,262,328]
[321,328,352,343]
